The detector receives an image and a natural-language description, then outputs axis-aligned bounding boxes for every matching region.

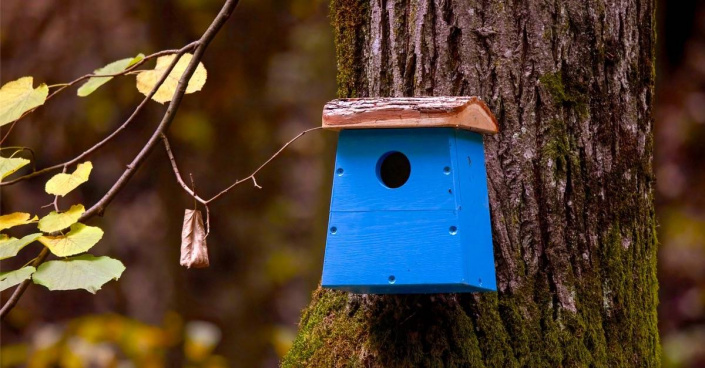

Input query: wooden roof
[322,97,499,134]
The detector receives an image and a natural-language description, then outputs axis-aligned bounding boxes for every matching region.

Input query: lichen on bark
[284,0,659,367]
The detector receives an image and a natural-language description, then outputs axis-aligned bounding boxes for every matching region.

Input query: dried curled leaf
[0,77,48,127]
[45,161,92,196]
[180,209,209,268]
[136,53,207,104]
[0,212,38,231]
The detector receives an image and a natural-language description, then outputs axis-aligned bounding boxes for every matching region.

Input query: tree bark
[284,0,658,366]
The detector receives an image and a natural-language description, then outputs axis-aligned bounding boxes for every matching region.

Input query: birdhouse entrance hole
[377,151,411,188]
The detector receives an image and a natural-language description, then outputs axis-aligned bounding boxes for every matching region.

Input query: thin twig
[162,127,322,234]
[52,167,67,212]
[187,172,211,237]
[0,0,240,319]
[205,126,323,203]
[161,127,322,205]
[204,204,211,237]
[0,42,199,187]
[0,121,19,146]
[161,134,208,204]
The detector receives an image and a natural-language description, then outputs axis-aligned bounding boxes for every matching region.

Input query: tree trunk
[284,0,658,366]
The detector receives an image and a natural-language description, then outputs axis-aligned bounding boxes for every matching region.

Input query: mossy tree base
[284,0,659,366]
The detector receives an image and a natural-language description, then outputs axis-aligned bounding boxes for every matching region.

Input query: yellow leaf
[77,54,145,97]
[0,233,41,260]
[136,53,207,104]
[0,212,38,231]
[0,266,36,292]
[0,156,29,180]
[45,162,92,197]
[38,204,85,233]
[38,223,103,257]
[0,77,48,126]
[32,254,124,293]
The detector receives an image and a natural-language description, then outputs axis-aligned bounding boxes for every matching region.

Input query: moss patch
[539,72,589,118]
[282,288,368,367]
[330,0,370,98]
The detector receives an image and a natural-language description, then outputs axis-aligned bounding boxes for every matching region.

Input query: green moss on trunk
[330,0,369,98]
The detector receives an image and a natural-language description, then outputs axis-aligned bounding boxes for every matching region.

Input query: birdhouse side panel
[453,130,497,291]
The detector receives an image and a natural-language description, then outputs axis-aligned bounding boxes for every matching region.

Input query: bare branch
[161,126,323,234]
[0,0,240,319]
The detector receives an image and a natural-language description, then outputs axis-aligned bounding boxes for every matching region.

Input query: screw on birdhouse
[320,97,499,294]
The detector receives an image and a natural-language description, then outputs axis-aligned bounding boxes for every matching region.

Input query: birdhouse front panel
[322,128,496,294]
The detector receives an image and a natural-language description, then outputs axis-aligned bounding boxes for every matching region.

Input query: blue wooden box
[322,127,497,294]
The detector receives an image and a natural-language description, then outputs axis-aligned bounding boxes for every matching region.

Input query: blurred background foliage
[0,0,704,367]
[657,1,705,366]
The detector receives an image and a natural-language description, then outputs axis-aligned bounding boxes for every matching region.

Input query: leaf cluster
[0,52,210,297]
[0,161,122,294]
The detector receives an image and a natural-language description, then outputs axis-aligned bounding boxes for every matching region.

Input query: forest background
[0,1,704,367]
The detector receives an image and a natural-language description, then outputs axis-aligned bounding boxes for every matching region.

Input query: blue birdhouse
[320,97,499,294]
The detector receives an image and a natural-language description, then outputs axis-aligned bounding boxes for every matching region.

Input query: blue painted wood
[322,128,496,294]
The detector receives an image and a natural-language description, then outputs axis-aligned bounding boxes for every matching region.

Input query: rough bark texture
[284,0,658,366]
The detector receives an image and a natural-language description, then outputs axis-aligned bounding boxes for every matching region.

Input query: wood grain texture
[322,96,499,133]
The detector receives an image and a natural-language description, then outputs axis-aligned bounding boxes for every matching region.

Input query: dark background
[0,0,703,366]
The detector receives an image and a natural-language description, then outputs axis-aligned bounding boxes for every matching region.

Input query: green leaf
[0,266,36,292]
[136,53,207,104]
[0,212,38,231]
[32,255,125,294]
[45,162,92,197]
[0,155,30,180]
[37,204,85,233]
[77,54,145,97]
[38,223,103,257]
[0,77,48,127]
[0,233,41,260]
